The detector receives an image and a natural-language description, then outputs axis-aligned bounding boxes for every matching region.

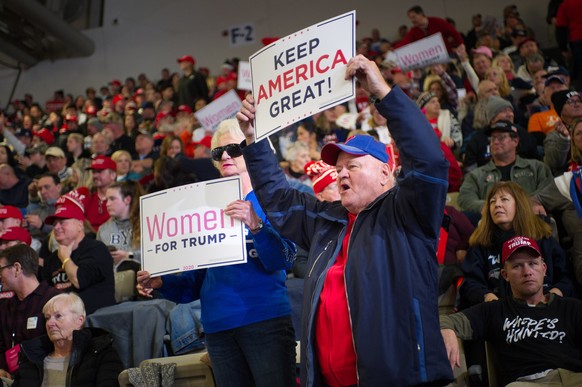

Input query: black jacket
[13,327,123,387]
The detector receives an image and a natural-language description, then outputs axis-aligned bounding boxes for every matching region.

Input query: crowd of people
[0,2,582,386]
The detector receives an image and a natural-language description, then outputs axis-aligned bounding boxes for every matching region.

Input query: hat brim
[321,143,370,166]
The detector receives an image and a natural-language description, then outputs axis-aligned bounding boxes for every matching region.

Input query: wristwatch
[250,219,264,233]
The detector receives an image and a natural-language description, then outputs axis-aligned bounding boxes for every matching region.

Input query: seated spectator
[442,236,582,386]
[96,181,143,272]
[66,133,91,164]
[131,130,158,178]
[543,90,582,176]
[417,92,462,192]
[90,132,111,158]
[528,75,568,148]
[0,164,31,209]
[460,181,573,308]
[44,146,72,182]
[485,66,512,101]
[25,173,61,248]
[42,191,116,314]
[535,122,582,286]
[516,53,545,84]
[101,112,135,157]
[296,121,321,161]
[282,141,313,191]
[416,91,462,149]
[0,206,23,233]
[13,293,123,386]
[84,156,117,230]
[458,120,552,217]
[0,227,32,251]
[0,245,60,381]
[111,150,140,182]
[159,134,183,159]
[21,143,48,179]
[292,160,340,278]
[463,96,538,172]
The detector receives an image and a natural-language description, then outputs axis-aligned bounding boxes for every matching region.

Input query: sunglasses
[211,143,243,161]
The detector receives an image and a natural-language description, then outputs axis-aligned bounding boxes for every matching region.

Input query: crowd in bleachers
[0,1,582,385]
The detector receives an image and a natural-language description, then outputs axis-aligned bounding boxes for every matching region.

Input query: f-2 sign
[229,23,255,47]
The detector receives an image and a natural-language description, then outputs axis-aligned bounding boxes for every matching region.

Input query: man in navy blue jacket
[237,55,453,386]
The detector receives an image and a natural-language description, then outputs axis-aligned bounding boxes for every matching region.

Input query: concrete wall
[0,0,552,106]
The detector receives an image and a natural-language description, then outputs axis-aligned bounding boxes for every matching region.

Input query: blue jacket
[159,190,296,334]
[243,87,453,386]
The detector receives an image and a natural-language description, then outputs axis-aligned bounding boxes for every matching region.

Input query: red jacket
[394,17,463,54]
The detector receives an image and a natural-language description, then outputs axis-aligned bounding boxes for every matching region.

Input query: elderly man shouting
[237,54,452,386]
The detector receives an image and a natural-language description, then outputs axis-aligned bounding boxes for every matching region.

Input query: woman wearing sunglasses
[138,118,297,387]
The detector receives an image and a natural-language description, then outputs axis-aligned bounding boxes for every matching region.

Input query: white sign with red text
[194,90,243,132]
[140,177,246,276]
[237,61,252,91]
[250,10,356,142]
[394,33,449,71]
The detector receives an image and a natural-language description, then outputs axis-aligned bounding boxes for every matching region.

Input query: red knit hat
[304,160,337,194]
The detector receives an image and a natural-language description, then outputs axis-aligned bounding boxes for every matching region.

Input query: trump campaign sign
[393,32,449,71]
[140,177,247,276]
[194,90,243,132]
[250,11,356,142]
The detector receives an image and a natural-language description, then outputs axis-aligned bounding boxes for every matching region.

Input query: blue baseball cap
[321,135,389,166]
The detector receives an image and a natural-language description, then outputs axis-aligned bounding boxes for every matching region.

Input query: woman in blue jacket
[137,119,297,387]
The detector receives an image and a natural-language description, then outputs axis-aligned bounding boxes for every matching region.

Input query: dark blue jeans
[205,315,296,387]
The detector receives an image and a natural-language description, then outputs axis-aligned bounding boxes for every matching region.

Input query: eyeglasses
[566,98,582,106]
[490,133,512,143]
[0,264,14,273]
[211,144,243,161]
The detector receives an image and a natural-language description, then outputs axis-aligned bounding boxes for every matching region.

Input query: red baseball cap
[86,156,117,171]
[502,236,542,264]
[0,206,23,220]
[177,55,195,65]
[33,128,55,145]
[109,80,122,87]
[193,135,212,149]
[177,105,193,114]
[44,202,85,225]
[0,227,31,245]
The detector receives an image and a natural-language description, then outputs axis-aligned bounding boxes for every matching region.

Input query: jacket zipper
[344,214,359,386]
[307,232,344,386]
[308,239,333,278]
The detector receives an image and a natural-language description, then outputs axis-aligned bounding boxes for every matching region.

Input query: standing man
[237,55,452,386]
[394,5,464,55]
[176,55,209,107]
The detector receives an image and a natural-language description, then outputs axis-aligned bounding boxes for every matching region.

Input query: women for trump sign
[140,176,247,276]
[250,11,356,142]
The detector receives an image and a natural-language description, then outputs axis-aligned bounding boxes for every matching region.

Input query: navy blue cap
[321,135,389,166]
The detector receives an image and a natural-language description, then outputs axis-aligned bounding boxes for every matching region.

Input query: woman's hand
[136,270,162,298]
[225,200,262,232]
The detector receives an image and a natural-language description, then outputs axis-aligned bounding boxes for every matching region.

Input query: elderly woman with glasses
[12,293,123,386]
[137,118,297,387]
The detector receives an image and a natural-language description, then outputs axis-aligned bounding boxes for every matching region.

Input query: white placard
[250,10,356,142]
[237,61,252,91]
[393,33,450,71]
[140,177,247,276]
[194,90,243,132]
[229,23,256,47]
